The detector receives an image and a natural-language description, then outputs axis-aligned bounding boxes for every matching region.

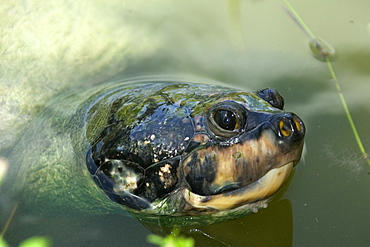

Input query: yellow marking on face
[200,131,281,191]
[183,162,293,210]
[193,133,210,144]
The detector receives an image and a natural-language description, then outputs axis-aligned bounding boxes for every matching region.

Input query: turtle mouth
[182,162,293,211]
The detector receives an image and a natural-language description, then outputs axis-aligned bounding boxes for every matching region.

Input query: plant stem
[1,202,19,238]
[284,0,370,168]
[325,56,370,165]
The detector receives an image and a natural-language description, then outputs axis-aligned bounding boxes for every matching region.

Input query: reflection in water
[143,174,295,246]
[143,199,292,247]
[186,199,292,247]
[1,194,292,247]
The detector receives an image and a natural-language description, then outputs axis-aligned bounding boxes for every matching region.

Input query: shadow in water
[144,199,292,247]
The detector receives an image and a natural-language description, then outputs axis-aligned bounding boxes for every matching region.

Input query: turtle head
[181,88,305,211]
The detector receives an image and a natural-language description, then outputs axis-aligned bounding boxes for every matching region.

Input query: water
[1,0,370,246]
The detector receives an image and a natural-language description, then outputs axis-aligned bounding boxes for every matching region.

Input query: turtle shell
[84,81,305,224]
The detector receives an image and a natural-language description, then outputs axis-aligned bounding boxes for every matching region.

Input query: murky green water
[1,0,370,246]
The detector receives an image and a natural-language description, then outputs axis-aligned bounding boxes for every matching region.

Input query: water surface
[1,0,370,246]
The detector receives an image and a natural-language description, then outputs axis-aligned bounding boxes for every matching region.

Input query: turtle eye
[207,102,246,138]
[214,110,238,130]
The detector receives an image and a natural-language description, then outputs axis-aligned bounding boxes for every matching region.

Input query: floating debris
[308,37,336,62]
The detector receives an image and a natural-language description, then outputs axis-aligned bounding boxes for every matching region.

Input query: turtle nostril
[279,118,293,137]
[277,113,305,141]
[292,114,304,133]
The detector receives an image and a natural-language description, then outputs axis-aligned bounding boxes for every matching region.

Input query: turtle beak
[182,162,293,210]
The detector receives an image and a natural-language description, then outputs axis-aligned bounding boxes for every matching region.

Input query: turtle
[2,79,305,227]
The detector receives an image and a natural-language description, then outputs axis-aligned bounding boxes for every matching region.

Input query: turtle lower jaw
[182,162,293,211]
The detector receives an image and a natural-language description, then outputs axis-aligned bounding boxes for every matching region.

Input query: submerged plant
[147,228,194,247]
[0,236,51,247]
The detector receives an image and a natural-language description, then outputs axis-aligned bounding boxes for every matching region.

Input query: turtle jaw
[182,162,293,211]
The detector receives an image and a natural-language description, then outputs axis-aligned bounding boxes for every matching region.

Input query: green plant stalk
[284,0,370,168]
[325,56,370,165]
[1,202,19,238]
